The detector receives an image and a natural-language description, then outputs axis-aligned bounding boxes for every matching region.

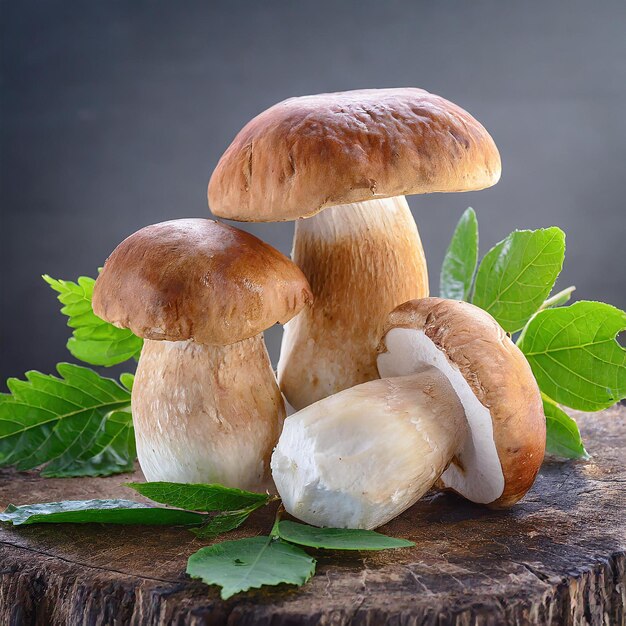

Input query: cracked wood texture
[1,408,625,626]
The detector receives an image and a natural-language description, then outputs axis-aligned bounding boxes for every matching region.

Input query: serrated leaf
[127,481,271,512]
[277,521,414,550]
[43,274,143,367]
[472,228,565,332]
[42,408,136,477]
[439,207,479,301]
[542,395,588,459]
[191,504,264,540]
[187,536,315,599]
[0,363,133,475]
[0,499,205,526]
[517,301,626,411]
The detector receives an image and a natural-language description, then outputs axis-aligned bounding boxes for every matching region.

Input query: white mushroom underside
[377,328,505,503]
[133,337,283,492]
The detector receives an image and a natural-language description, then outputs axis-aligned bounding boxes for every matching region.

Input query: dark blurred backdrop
[2,0,625,386]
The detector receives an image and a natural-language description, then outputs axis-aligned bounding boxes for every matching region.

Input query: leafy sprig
[0,275,140,477]
[1,482,413,599]
[43,274,143,367]
[440,208,626,458]
[0,364,135,477]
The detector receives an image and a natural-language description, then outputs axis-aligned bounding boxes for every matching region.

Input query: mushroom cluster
[272,299,545,528]
[95,87,546,529]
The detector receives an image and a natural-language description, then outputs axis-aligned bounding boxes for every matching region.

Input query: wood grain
[1,408,625,625]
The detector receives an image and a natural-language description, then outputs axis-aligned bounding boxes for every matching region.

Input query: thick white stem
[271,368,467,529]
[277,196,428,410]
[132,335,285,492]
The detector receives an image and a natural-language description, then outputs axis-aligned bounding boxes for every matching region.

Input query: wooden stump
[1,408,625,626]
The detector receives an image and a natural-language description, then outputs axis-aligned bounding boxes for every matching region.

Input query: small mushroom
[208,88,501,410]
[378,298,546,508]
[92,219,311,491]
[271,298,545,529]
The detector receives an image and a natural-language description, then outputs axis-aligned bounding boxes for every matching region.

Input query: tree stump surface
[1,408,625,626]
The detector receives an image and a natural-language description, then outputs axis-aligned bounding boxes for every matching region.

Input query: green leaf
[43,274,143,367]
[42,408,136,477]
[542,395,589,459]
[187,536,315,599]
[276,521,414,550]
[517,301,626,411]
[0,499,205,526]
[472,228,566,332]
[127,481,271,512]
[191,504,264,540]
[0,363,134,476]
[539,286,576,311]
[119,373,135,392]
[439,207,479,300]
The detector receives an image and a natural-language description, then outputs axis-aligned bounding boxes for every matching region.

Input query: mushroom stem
[278,196,428,410]
[132,334,285,492]
[271,368,467,529]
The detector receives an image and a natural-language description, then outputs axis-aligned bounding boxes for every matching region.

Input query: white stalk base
[271,369,466,529]
[132,336,285,492]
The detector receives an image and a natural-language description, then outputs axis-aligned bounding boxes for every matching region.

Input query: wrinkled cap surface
[209,88,501,222]
[377,297,545,507]
[93,218,312,345]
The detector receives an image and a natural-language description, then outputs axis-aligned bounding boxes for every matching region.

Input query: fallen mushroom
[92,218,312,491]
[271,368,467,529]
[271,298,545,529]
[208,88,501,410]
[377,298,546,508]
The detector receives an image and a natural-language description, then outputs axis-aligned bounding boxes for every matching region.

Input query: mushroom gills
[278,195,428,410]
[271,369,467,529]
[132,336,284,492]
[377,328,505,504]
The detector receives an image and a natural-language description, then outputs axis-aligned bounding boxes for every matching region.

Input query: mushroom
[92,218,312,491]
[208,88,501,410]
[377,298,546,508]
[271,298,545,529]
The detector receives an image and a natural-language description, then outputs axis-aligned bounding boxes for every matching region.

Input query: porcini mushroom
[208,88,501,410]
[92,218,312,491]
[271,298,545,529]
[378,298,546,508]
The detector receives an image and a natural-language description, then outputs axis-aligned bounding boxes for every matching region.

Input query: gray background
[1,0,625,386]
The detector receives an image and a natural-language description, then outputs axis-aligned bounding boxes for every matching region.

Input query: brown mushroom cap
[377,297,545,507]
[92,219,312,345]
[208,88,501,222]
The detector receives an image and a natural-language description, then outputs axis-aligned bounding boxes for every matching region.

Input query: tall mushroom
[271,298,545,529]
[92,218,311,491]
[208,88,501,410]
